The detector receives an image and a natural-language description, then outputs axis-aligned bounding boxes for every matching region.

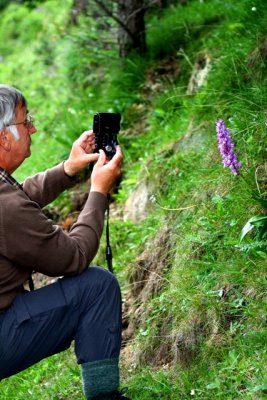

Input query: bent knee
[81,266,120,290]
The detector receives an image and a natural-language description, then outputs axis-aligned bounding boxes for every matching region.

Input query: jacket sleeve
[0,189,107,276]
[22,162,76,208]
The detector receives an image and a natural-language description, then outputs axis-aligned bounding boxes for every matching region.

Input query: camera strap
[106,194,113,273]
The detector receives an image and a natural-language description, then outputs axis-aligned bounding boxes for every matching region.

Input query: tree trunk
[117,0,147,58]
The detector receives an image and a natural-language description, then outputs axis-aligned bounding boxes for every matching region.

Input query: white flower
[149,195,157,204]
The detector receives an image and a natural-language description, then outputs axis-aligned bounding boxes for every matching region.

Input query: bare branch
[92,0,158,37]
[92,0,136,42]
[124,0,158,24]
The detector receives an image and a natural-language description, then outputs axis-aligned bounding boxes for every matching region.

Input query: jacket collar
[0,167,23,191]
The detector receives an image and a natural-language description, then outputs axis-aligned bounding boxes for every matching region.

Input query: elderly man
[0,84,129,400]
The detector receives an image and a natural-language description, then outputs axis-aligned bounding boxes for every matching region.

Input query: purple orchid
[216,119,242,175]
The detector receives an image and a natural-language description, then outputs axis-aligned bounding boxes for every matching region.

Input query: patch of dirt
[144,55,181,93]
[122,226,174,362]
[174,314,209,364]
[31,272,57,290]
[248,38,267,73]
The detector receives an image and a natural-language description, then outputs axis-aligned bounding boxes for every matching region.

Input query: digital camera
[93,112,121,159]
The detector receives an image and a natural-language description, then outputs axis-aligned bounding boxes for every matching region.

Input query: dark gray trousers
[0,267,122,380]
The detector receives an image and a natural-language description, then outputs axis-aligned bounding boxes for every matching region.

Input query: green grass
[0,350,84,400]
[0,0,266,399]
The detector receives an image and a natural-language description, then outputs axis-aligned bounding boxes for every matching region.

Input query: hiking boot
[93,387,131,399]
[110,387,131,399]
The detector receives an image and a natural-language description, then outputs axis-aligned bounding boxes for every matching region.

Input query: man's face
[9,104,37,168]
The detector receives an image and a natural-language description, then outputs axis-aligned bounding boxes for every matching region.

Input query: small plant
[216,119,267,257]
[216,119,242,175]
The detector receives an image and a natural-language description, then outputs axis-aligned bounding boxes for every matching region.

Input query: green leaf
[253,382,267,392]
[154,108,166,118]
[250,215,267,227]
[228,23,245,31]
[206,379,220,390]
[256,251,267,259]
[240,219,255,241]
[240,215,267,241]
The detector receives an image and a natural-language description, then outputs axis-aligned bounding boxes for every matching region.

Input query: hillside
[0,0,266,399]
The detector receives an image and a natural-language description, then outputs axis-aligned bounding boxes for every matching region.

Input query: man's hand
[64,130,99,176]
[91,146,123,195]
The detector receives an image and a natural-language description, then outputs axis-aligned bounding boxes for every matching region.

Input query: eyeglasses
[5,115,35,128]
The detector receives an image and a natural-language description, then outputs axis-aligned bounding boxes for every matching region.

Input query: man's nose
[29,124,37,134]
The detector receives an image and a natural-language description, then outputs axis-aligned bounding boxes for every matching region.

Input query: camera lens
[105,145,113,153]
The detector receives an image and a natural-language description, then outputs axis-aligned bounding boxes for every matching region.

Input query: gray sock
[81,358,119,400]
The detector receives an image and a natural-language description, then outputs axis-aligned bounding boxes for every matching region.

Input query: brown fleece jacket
[0,162,107,310]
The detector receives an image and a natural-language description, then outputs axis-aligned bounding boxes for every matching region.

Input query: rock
[124,181,154,222]
[187,52,211,95]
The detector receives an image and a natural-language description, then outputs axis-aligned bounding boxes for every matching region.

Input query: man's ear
[0,130,11,151]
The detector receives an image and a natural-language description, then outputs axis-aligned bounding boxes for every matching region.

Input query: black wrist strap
[106,194,113,273]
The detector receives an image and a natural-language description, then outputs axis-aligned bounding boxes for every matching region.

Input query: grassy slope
[0,0,266,399]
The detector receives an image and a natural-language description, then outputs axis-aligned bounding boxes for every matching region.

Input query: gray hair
[0,84,28,140]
